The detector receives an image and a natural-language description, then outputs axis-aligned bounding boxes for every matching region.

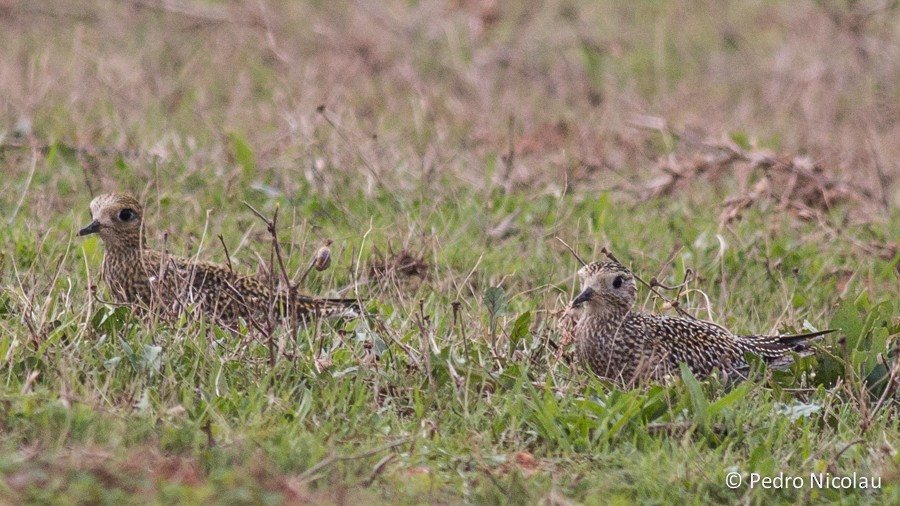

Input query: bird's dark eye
[118,208,136,222]
[612,276,624,289]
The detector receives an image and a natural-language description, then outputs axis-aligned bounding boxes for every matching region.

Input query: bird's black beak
[78,220,101,236]
[572,287,594,306]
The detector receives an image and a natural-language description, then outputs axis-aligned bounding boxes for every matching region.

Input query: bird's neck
[101,236,146,282]
[104,238,144,260]
[584,304,630,325]
[575,305,630,352]
[99,238,146,303]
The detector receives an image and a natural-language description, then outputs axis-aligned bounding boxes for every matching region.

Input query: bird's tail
[736,329,835,359]
[273,293,363,320]
[309,297,363,319]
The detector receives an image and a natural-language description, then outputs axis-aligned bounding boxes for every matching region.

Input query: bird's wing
[633,313,744,376]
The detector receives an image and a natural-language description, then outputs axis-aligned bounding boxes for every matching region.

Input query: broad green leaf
[679,363,709,429]
[509,310,532,345]
[829,302,862,351]
[773,401,821,422]
[708,381,752,418]
[142,344,163,376]
[483,287,507,316]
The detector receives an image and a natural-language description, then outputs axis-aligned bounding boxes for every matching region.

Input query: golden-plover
[78,193,359,328]
[568,261,832,384]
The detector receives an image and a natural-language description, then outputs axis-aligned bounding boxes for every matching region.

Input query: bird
[568,260,833,385]
[78,193,360,328]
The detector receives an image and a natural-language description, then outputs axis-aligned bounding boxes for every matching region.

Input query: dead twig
[362,453,397,488]
[862,355,900,435]
[600,247,720,327]
[242,202,293,293]
[827,439,867,476]
[243,201,299,360]
[265,245,277,367]
[452,301,467,357]
[299,437,411,483]
[217,234,234,275]
[415,299,436,396]
[650,268,695,291]
[558,242,700,322]
[555,236,587,267]
[372,316,422,368]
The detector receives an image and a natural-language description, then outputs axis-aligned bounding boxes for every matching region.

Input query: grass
[1,0,900,504]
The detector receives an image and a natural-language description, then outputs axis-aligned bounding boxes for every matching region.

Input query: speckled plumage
[568,261,831,384]
[79,193,359,328]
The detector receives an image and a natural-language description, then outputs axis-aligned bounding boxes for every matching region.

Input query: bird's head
[78,193,144,250]
[572,261,637,315]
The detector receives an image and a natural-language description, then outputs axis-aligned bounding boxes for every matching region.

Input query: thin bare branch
[555,236,587,267]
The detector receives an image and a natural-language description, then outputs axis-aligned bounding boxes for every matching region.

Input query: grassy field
[1,0,899,504]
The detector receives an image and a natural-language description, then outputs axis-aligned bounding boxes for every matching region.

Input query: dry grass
[1,0,898,203]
